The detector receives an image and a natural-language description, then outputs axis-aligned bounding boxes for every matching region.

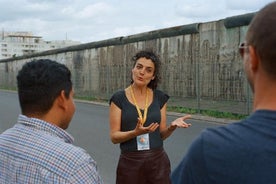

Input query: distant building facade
[0,31,81,59]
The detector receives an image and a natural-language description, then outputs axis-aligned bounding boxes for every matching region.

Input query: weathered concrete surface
[0,12,255,114]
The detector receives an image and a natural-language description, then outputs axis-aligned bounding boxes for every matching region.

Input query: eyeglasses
[239,42,249,58]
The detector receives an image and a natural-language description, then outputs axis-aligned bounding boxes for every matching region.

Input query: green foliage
[167,106,197,114]
[0,86,17,91]
[0,89,248,120]
[167,106,248,120]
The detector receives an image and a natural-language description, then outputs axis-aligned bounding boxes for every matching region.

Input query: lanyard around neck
[130,86,149,125]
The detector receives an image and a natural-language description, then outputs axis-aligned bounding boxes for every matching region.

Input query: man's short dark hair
[17,59,72,115]
[246,2,276,78]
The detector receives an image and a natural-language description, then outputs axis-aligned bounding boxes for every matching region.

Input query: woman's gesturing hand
[168,115,192,131]
[135,118,159,135]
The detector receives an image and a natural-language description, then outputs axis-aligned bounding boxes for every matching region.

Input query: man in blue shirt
[171,2,276,184]
[0,59,103,183]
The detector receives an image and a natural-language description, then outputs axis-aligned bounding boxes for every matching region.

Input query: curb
[167,111,235,125]
[75,99,235,125]
[0,90,237,125]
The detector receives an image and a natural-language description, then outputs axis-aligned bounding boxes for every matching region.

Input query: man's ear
[56,90,67,110]
[249,46,259,72]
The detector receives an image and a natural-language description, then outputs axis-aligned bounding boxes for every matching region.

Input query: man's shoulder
[0,125,93,177]
[201,120,246,142]
[35,131,93,170]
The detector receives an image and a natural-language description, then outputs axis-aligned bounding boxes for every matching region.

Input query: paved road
[0,90,224,183]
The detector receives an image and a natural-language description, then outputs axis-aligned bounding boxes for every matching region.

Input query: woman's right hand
[134,118,159,135]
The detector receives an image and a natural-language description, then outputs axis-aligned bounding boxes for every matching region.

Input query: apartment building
[0,31,81,60]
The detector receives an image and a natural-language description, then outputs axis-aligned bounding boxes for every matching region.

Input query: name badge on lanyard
[137,133,150,150]
[130,86,150,151]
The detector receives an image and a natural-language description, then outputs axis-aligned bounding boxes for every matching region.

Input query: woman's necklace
[130,85,149,126]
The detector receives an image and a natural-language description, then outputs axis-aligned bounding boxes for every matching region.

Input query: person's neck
[131,84,148,95]
[25,109,66,129]
[253,89,276,111]
[253,76,276,111]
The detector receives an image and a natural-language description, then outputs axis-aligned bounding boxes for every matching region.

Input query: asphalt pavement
[0,90,234,183]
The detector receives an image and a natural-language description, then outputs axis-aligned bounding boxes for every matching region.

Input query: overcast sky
[0,0,274,43]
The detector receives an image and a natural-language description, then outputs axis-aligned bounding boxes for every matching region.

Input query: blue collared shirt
[0,115,103,183]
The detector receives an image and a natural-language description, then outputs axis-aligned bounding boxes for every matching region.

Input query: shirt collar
[17,114,74,143]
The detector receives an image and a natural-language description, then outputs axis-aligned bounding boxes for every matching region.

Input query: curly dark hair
[131,50,161,90]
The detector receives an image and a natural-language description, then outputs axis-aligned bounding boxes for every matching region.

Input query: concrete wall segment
[0,12,257,114]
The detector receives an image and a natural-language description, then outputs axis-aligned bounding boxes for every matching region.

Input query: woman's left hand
[169,115,192,131]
